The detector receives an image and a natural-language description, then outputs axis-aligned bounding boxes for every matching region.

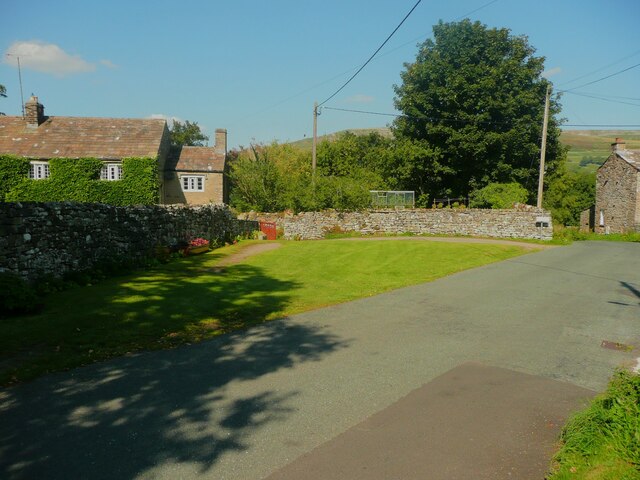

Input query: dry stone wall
[0,202,258,281]
[283,209,553,240]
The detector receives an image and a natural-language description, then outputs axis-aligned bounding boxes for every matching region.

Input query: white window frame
[181,175,205,192]
[29,161,50,180]
[101,163,122,181]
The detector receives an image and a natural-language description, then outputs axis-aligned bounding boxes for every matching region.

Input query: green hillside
[561,130,640,173]
[289,128,392,151]
[289,128,640,174]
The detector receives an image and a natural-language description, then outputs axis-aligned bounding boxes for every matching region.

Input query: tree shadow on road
[0,302,348,479]
[608,281,640,307]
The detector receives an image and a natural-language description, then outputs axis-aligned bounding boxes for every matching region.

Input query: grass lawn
[1,239,532,386]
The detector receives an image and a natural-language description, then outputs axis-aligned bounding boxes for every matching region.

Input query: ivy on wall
[2,156,159,205]
[0,155,31,201]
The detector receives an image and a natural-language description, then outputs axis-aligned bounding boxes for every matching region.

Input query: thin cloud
[542,67,562,79]
[148,114,183,128]
[99,59,118,69]
[4,40,95,76]
[345,94,374,104]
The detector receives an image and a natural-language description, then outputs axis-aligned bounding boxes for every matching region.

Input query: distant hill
[288,128,392,151]
[288,127,640,174]
[561,130,640,173]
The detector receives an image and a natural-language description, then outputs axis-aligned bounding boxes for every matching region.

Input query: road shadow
[608,281,640,307]
[0,257,349,479]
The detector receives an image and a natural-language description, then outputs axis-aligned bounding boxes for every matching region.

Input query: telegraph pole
[536,85,551,209]
[312,101,318,174]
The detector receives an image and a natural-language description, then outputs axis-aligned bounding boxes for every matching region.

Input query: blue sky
[1,0,639,149]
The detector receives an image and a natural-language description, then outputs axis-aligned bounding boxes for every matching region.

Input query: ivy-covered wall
[0,155,31,201]
[1,156,159,205]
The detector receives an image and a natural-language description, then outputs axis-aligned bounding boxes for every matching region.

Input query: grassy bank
[0,239,530,386]
[548,369,640,480]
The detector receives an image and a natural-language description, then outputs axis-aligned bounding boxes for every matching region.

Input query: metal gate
[259,221,277,240]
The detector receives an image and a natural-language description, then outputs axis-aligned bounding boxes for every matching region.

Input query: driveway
[1,241,638,479]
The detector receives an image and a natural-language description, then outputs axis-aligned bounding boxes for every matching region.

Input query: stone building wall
[0,202,258,281]
[283,209,553,240]
[163,172,225,205]
[595,155,639,233]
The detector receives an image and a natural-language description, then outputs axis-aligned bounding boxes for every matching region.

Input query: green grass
[0,239,531,386]
[548,370,640,480]
[553,226,640,244]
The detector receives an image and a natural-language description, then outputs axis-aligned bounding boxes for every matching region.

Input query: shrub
[0,273,41,317]
[469,182,529,209]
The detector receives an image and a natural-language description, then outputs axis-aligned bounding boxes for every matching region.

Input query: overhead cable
[318,0,422,107]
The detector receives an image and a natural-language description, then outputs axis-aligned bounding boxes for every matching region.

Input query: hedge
[2,156,159,205]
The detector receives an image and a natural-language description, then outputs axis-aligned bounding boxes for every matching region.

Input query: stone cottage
[0,95,227,205]
[588,138,640,233]
[163,129,228,205]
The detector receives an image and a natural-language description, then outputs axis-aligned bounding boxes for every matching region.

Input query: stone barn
[593,138,640,233]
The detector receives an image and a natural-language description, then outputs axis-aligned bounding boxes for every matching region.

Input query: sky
[1,0,639,149]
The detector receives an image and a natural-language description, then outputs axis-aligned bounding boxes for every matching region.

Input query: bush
[544,169,595,226]
[469,182,529,209]
[0,273,41,317]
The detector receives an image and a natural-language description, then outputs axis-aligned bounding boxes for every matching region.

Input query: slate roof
[618,150,640,171]
[168,146,226,172]
[0,115,168,160]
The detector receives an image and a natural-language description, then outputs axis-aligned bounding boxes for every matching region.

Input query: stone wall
[283,209,553,240]
[163,171,225,205]
[236,211,289,230]
[0,202,258,281]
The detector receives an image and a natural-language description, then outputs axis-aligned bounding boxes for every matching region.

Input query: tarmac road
[1,241,638,479]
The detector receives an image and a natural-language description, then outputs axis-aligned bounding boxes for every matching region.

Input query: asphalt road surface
[1,241,638,479]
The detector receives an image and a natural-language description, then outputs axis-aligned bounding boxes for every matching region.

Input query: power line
[559,62,640,93]
[239,0,500,121]
[569,91,640,102]
[564,90,640,108]
[367,0,501,63]
[557,48,640,88]
[323,106,640,128]
[318,0,422,107]
[562,124,640,128]
[324,106,519,126]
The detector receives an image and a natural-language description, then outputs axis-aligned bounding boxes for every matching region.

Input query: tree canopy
[393,19,565,201]
[169,120,208,148]
[0,84,6,116]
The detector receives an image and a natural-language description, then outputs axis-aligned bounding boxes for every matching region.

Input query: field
[561,130,640,173]
[0,239,530,386]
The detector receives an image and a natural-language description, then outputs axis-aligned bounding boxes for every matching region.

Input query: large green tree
[393,19,565,201]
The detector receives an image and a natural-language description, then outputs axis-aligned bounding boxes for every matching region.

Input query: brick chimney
[611,137,626,152]
[214,128,227,156]
[25,95,46,128]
